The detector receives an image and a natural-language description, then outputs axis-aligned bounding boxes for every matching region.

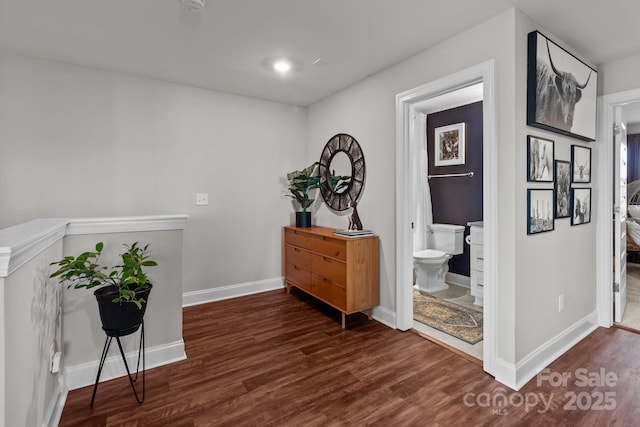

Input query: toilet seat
[413,249,447,259]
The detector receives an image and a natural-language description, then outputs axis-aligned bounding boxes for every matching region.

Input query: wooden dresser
[283,226,379,328]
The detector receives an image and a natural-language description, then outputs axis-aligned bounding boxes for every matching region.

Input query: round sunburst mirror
[318,133,366,211]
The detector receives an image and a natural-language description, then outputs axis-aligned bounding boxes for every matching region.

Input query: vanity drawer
[311,235,346,260]
[285,228,313,250]
[286,263,312,292]
[470,244,484,272]
[470,227,484,245]
[285,244,311,270]
[471,271,484,297]
[311,254,346,285]
[312,274,346,309]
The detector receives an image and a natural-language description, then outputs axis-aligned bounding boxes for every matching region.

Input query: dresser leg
[367,308,373,320]
[286,284,291,294]
[341,313,346,329]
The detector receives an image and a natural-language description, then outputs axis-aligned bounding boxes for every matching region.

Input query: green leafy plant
[49,242,158,309]
[286,162,321,212]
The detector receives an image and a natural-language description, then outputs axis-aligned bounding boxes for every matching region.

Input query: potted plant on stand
[286,162,321,227]
[49,241,158,405]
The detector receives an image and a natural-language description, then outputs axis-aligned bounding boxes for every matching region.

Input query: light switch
[196,193,209,206]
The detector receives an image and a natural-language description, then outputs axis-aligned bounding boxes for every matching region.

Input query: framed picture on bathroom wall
[527,189,554,235]
[571,145,591,183]
[527,135,554,182]
[554,160,571,218]
[571,187,591,226]
[434,122,465,166]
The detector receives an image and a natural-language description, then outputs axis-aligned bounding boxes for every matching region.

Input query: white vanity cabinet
[467,221,484,307]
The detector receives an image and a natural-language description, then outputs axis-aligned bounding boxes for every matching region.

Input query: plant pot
[94,284,152,336]
[296,211,312,228]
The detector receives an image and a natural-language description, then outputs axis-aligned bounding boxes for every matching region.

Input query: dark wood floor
[60,289,640,426]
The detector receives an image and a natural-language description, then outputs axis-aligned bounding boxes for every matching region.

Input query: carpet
[413,291,483,345]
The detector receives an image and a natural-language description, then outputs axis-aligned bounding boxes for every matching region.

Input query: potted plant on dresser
[49,241,157,335]
[286,162,321,227]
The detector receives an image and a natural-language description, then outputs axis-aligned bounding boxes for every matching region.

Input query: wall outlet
[195,193,209,206]
[558,294,565,312]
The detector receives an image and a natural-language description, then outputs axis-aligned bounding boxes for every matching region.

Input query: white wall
[307,9,518,364]
[599,52,640,96]
[0,53,307,294]
[514,12,598,361]
[3,240,63,427]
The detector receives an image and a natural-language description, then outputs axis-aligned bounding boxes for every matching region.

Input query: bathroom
[412,89,484,359]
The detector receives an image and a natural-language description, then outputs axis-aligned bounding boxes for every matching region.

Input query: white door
[614,107,627,323]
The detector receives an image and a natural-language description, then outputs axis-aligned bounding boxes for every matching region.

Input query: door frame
[395,60,497,375]
[596,89,640,326]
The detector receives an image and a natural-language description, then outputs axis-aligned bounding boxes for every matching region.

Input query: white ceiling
[1,0,639,106]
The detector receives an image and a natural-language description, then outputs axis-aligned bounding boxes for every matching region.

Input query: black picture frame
[555,160,571,218]
[527,31,597,142]
[571,188,592,225]
[527,135,554,182]
[571,145,591,184]
[527,189,554,235]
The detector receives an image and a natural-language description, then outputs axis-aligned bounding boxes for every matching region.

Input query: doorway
[395,60,497,375]
[614,102,640,329]
[596,89,640,328]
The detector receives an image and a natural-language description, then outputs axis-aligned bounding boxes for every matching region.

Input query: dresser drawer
[312,274,346,309]
[285,228,313,250]
[311,235,346,260]
[470,227,484,245]
[470,244,484,272]
[285,244,311,270]
[285,263,312,292]
[311,254,346,285]
[471,271,484,297]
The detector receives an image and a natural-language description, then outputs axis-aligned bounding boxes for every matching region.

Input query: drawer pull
[477,257,484,261]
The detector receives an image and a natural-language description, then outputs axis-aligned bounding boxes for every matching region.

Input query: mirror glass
[329,152,352,194]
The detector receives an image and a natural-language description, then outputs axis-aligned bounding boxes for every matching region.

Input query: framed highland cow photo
[527,31,597,142]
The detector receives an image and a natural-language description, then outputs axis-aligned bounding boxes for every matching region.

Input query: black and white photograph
[527,135,554,182]
[571,145,591,183]
[527,31,598,141]
[434,122,465,166]
[571,188,591,225]
[527,189,554,234]
[555,160,571,218]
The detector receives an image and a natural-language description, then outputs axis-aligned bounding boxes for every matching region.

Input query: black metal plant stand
[90,321,145,407]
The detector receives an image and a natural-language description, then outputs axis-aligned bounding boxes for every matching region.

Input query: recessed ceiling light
[273,60,292,73]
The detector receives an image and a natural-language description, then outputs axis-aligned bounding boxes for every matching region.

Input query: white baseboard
[182,277,285,307]
[372,306,397,329]
[493,311,599,390]
[64,339,186,391]
[447,272,470,288]
[42,378,66,427]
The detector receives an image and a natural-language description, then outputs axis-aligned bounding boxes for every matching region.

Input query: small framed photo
[527,136,554,182]
[571,188,591,225]
[528,189,554,235]
[555,160,571,218]
[434,122,465,166]
[571,145,591,183]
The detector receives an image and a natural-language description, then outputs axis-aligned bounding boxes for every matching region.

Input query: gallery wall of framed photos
[526,30,595,235]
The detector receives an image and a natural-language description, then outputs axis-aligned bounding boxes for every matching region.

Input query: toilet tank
[428,224,465,255]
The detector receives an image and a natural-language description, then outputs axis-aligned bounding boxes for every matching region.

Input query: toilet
[413,224,465,294]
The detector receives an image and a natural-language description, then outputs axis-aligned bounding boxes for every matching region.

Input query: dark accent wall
[427,101,483,277]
